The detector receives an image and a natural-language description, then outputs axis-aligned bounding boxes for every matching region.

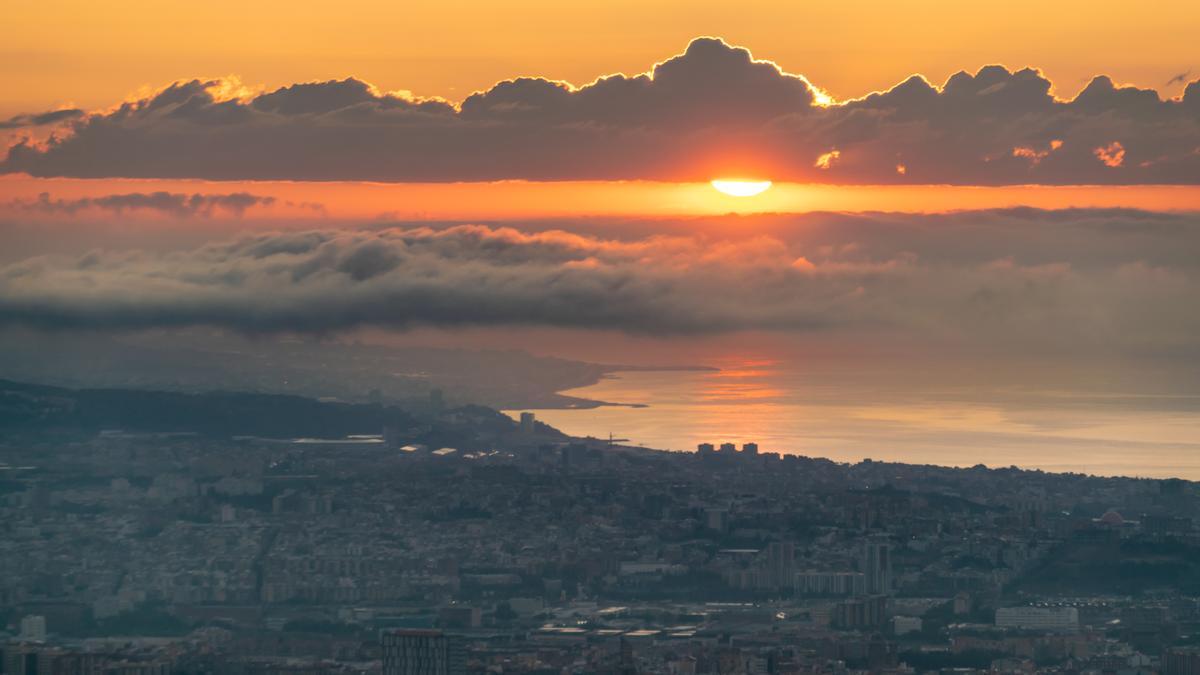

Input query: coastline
[505,363,718,410]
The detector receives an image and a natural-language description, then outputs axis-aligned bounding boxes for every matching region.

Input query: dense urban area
[2,379,1200,674]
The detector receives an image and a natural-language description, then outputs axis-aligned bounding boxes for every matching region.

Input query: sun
[711,179,772,197]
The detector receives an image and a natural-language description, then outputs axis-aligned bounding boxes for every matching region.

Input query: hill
[0,378,419,439]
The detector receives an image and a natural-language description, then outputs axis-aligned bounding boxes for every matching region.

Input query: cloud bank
[5,191,276,217]
[0,209,1196,358]
[2,38,1199,185]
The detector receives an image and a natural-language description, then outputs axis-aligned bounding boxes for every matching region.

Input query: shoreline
[503,363,717,411]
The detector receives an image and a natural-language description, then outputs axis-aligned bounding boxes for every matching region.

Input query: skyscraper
[862,538,892,595]
[381,629,465,675]
[766,541,795,590]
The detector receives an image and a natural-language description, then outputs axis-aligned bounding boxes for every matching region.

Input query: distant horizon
[6,176,1200,223]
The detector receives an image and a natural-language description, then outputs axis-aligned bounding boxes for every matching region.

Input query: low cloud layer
[0,209,1196,358]
[2,38,1198,184]
[4,191,276,217]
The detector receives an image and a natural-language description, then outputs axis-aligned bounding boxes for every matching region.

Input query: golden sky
[3,0,1197,119]
[5,175,1200,221]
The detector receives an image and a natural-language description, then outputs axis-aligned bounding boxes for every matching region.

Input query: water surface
[515,357,1200,480]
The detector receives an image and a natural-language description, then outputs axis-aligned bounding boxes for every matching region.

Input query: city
[4,2,1200,673]
[2,384,1198,673]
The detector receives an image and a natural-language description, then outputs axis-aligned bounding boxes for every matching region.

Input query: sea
[511,356,1200,480]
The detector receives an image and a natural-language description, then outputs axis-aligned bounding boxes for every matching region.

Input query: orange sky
[3,0,1198,119]
[4,175,1200,219]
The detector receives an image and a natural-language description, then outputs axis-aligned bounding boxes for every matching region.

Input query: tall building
[765,541,795,589]
[381,629,465,675]
[1163,647,1200,675]
[519,412,536,434]
[741,442,759,455]
[862,538,893,595]
[697,443,715,455]
[3,646,38,675]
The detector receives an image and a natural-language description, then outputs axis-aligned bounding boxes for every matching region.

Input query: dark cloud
[4,191,277,217]
[3,38,1198,184]
[1168,71,1193,87]
[0,108,84,130]
[0,210,1196,360]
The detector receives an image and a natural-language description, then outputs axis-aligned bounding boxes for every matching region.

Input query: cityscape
[3,1,1200,673]
[1,381,1199,673]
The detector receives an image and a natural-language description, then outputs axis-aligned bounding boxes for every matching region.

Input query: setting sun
[711,179,773,197]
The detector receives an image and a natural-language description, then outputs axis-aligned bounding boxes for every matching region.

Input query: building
[741,442,759,454]
[1163,647,1200,675]
[2,646,171,675]
[953,591,973,615]
[381,629,465,675]
[718,442,737,453]
[519,412,536,434]
[437,606,481,629]
[765,541,795,589]
[697,443,715,455]
[892,615,923,636]
[3,646,38,675]
[862,538,893,595]
[1143,514,1193,536]
[833,595,889,629]
[18,615,46,641]
[794,571,866,596]
[995,606,1080,632]
[705,508,729,532]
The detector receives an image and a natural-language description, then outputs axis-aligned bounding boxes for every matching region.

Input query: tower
[766,541,795,590]
[862,538,893,595]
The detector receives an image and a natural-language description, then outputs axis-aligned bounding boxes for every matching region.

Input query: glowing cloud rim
[3,37,1199,185]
